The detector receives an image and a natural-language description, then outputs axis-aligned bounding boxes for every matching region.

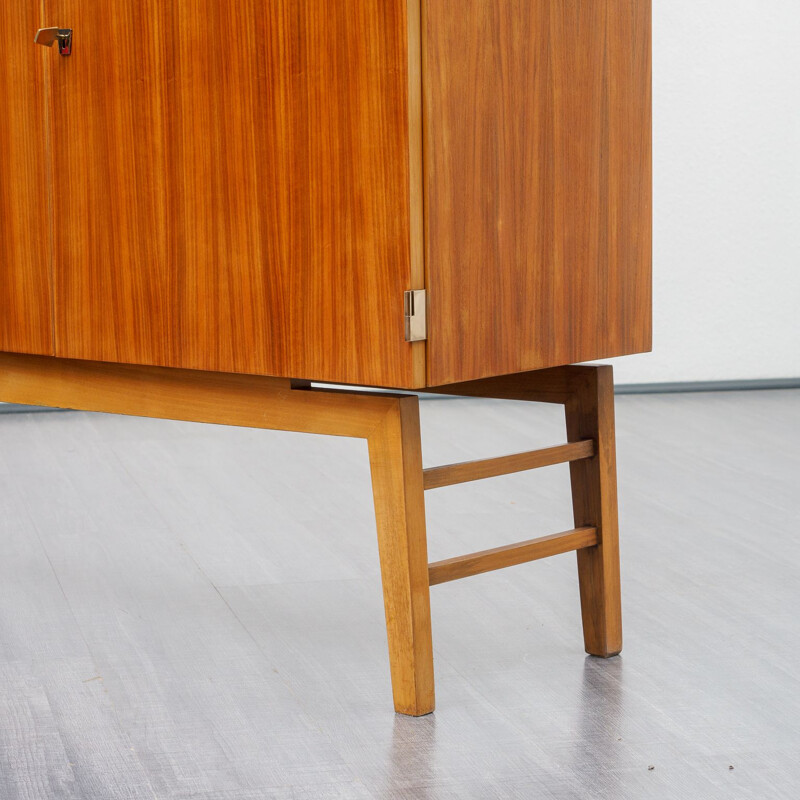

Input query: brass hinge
[404,289,427,342]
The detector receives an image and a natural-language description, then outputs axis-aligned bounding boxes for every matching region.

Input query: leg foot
[368,395,435,715]
[566,366,623,657]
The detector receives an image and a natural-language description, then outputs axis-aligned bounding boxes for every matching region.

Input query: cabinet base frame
[0,353,622,716]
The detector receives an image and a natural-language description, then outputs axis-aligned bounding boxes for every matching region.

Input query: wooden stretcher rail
[428,527,599,586]
[422,440,595,490]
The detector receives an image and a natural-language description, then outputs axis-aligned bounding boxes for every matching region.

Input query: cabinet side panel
[50,0,418,388]
[423,0,652,386]
[0,1,54,355]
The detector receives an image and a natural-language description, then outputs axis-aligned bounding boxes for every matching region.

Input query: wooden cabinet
[1,0,650,390]
[0,1,651,716]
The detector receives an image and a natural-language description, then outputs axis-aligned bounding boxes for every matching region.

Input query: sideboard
[0,0,651,715]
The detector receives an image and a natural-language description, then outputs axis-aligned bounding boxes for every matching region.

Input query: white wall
[609,0,800,384]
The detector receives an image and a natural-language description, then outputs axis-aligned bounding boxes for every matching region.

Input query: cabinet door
[48,0,423,387]
[0,2,54,355]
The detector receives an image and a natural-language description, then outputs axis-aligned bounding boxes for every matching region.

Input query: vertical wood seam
[407,0,426,388]
[41,0,57,356]
[419,0,432,388]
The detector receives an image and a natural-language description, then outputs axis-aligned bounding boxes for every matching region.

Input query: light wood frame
[0,353,622,715]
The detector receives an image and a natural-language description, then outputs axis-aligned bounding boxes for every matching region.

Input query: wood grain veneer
[6,1,651,389]
[422,0,652,385]
[0,1,53,356]
[48,0,422,388]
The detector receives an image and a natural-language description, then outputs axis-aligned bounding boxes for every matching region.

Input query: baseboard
[614,378,800,395]
[0,403,68,414]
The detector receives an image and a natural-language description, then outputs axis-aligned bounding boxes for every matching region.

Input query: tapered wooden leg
[367,395,435,715]
[565,366,622,657]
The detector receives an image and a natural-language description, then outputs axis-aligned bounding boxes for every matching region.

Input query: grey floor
[0,388,798,799]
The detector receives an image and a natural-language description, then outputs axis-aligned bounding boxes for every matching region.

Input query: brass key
[34,27,72,56]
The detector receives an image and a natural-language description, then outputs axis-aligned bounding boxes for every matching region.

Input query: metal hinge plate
[404,289,427,342]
